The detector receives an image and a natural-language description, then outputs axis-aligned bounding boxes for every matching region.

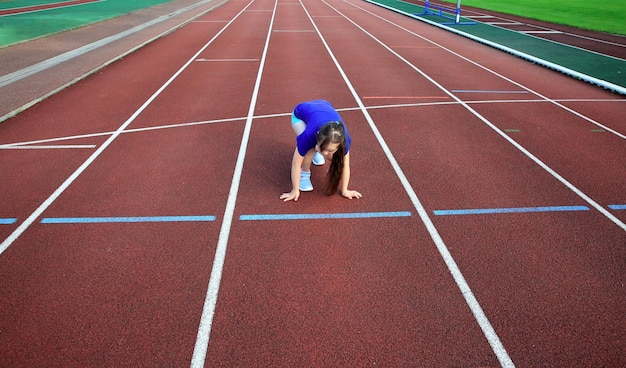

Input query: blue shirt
[293,100,351,156]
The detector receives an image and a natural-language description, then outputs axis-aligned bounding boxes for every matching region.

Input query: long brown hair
[316,121,346,195]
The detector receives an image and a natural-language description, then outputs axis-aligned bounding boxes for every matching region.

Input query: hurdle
[418,0,476,25]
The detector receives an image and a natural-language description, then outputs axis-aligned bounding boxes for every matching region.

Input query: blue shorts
[291,112,304,125]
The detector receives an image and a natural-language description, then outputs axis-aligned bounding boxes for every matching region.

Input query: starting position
[280,100,362,202]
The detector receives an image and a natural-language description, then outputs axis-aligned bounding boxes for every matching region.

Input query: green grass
[442,0,626,35]
[0,0,174,48]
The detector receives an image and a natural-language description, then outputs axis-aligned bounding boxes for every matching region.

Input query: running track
[0,0,624,366]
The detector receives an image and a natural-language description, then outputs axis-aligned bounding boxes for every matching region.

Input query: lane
[335,0,625,224]
[133,4,275,128]
[0,0,623,366]
[212,217,501,366]
[190,0,281,365]
[433,212,626,366]
[204,1,504,366]
[320,1,624,365]
[468,102,626,212]
[0,0,264,366]
[326,0,625,366]
[0,0,249,253]
[0,85,250,244]
[0,222,218,366]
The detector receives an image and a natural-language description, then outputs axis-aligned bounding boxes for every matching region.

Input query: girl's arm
[280,148,305,202]
[340,152,362,199]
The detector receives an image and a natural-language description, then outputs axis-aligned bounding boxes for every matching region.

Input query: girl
[280,100,362,202]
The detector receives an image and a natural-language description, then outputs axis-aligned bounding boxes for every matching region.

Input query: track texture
[0,0,624,366]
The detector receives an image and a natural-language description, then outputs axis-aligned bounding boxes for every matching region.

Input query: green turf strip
[0,0,70,9]
[441,0,626,36]
[369,0,626,89]
[0,0,174,48]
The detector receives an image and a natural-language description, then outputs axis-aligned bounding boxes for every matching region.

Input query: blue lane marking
[608,204,626,210]
[451,90,529,94]
[0,218,18,225]
[433,206,589,216]
[239,211,412,221]
[41,215,216,224]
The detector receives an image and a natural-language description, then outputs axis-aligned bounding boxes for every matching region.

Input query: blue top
[293,100,351,156]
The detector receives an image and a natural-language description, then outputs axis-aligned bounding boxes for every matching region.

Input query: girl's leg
[299,148,315,191]
[291,112,315,191]
[301,148,315,172]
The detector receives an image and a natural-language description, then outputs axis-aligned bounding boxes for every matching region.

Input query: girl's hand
[280,189,300,202]
[341,189,362,199]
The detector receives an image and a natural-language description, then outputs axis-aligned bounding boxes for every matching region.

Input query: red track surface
[0,0,624,366]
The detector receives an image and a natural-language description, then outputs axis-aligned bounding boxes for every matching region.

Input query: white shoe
[299,171,313,191]
[312,151,325,165]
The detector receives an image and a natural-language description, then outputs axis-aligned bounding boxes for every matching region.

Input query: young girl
[280,100,362,202]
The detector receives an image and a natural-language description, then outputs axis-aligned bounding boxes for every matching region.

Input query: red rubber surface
[0,0,624,366]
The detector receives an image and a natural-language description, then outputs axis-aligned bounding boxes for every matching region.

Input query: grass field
[443,0,626,35]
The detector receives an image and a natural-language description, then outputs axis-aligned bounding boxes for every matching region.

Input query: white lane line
[343,0,626,197]
[345,1,626,229]
[3,99,621,148]
[0,144,96,150]
[364,1,626,228]
[196,58,259,61]
[0,117,247,148]
[189,1,277,367]
[485,22,523,25]
[313,0,516,366]
[0,1,254,256]
[521,30,563,34]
